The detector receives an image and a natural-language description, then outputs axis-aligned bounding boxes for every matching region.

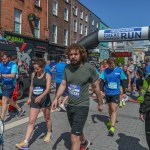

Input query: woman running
[16,58,52,150]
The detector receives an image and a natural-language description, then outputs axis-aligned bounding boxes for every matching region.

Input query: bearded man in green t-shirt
[52,44,103,150]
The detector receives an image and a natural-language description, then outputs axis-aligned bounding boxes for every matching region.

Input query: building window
[96,23,99,28]
[73,6,77,16]
[64,29,68,46]
[79,23,83,35]
[85,15,88,22]
[34,0,40,7]
[84,26,87,36]
[92,19,94,26]
[53,0,58,16]
[14,9,22,34]
[34,18,40,38]
[64,8,68,21]
[52,25,57,43]
[80,10,83,19]
[73,20,77,32]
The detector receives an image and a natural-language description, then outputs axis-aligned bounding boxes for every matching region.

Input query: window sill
[53,14,58,17]
[64,19,68,22]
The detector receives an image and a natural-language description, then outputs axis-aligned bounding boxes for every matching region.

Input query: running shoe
[80,139,90,150]
[60,104,66,111]
[106,120,112,130]
[109,126,116,136]
[44,132,54,143]
[15,140,29,150]
[17,108,25,117]
[119,101,123,107]
[122,101,126,106]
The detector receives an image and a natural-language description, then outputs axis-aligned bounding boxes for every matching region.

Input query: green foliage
[115,57,125,65]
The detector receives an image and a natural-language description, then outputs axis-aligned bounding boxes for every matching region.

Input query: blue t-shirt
[56,62,66,83]
[146,63,150,76]
[45,64,52,75]
[96,68,99,74]
[0,61,17,87]
[100,67,126,96]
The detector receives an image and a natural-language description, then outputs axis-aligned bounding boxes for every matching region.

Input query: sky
[79,0,150,29]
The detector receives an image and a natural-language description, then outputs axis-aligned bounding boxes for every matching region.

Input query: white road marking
[5,112,44,131]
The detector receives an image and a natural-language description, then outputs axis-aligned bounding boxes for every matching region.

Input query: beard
[70,59,82,66]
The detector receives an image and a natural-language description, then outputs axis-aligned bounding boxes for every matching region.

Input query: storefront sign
[111,52,132,57]
[6,35,24,43]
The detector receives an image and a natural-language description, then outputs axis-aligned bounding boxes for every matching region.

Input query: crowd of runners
[0,44,150,150]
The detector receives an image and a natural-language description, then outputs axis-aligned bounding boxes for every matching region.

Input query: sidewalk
[2,96,149,150]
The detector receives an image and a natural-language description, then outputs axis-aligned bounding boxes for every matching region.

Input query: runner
[8,55,19,112]
[0,52,25,122]
[55,57,68,111]
[16,58,52,150]
[119,64,131,107]
[45,59,55,76]
[100,58,126,136]
[127,59,136,95]
[100,59,108,73]
[52,43,103,150]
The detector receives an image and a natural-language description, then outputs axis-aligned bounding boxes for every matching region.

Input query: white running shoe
[60,104,66,111]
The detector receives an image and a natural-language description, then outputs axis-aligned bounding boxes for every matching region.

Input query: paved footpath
[1,95,149,150]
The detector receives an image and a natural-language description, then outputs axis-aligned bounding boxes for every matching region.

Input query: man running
[55,57,68,111]
[0,52,25,121]
[52,44,103,150]
[100,58,126,136]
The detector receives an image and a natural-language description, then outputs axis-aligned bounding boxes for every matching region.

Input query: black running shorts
[67,105,89,136]
[105,94,120,104]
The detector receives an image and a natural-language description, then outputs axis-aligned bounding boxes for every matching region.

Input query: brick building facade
[70,0,89,44]
[48,0,71,58]
[0,0,48,40]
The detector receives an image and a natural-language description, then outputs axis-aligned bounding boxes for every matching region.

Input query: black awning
[0,42,16,52]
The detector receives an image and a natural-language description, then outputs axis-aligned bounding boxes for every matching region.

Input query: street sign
[111,52,132,57]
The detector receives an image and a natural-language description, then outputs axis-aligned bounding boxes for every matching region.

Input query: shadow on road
[52,132,71,150]
[29,122,47,145]
[5,101,26,122]
[116,133,148,150]
[91,114,109,126]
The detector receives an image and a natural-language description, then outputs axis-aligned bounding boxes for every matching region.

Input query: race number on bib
[33,87,44,95]
[68,84,80,97]
[108,82,117,89]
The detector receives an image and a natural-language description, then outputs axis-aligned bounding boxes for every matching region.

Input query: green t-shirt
[63,63,98,106]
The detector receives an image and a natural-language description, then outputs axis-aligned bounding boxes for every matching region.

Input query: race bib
[33,87,44,95]
[108,82,117,89]
[68,84,80,97]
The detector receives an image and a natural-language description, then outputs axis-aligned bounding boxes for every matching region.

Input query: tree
[115,57,125,65]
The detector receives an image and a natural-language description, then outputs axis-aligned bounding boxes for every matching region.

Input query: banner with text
[98,26,149,42]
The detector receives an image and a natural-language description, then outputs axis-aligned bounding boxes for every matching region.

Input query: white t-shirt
[127,64,134,78]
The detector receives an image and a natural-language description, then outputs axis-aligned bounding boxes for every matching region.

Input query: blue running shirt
[100,67,126,96]
[0,61,17,86]
[56,62,66,83]
[45,64,52,75]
